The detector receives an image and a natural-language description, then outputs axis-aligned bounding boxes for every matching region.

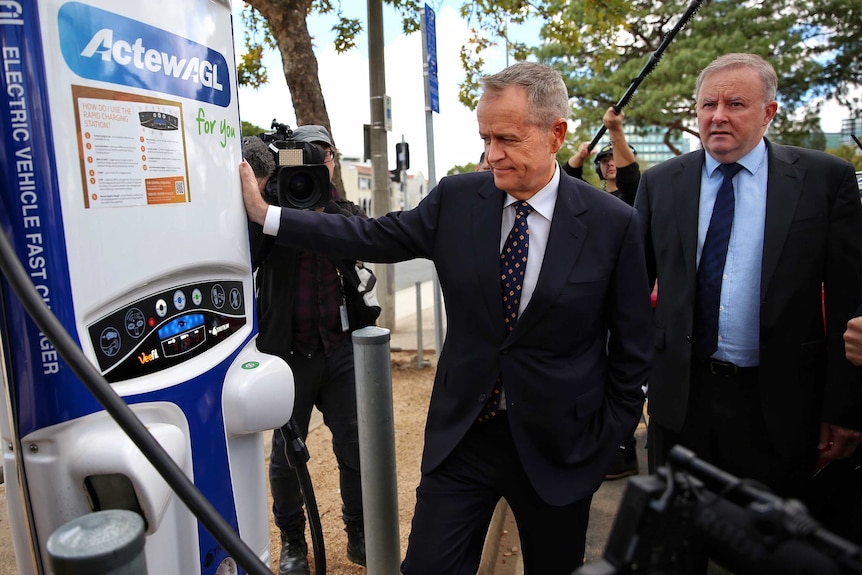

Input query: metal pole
[432,272,443,359]
[415,281,426,368]
[421,9,445,357]
[368,0,394,330]
[400,134,408,209]
[352,326,401,574]
[47,510,147,575]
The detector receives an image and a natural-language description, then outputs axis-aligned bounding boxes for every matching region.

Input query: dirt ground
[266,350,433,574]
[0,352,434,575]
[0,349,648,574]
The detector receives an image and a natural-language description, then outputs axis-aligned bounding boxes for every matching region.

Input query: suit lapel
[510,178,588,340]
[673,151,705,281]
[761,142,802,295]
[472,184,507,332]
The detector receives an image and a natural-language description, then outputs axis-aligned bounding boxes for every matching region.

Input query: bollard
[47,509,146,575]
[352,326,401,574]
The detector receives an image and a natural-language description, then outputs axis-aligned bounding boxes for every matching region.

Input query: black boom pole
[588,0,705,151]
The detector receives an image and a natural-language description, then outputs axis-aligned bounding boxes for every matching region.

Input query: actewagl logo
[59,2,230,107]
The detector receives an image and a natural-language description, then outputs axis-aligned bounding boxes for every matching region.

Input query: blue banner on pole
[424,4,439,113]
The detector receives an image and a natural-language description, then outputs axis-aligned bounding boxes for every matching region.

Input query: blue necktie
[478,201,533,422]
[693,163,743,360]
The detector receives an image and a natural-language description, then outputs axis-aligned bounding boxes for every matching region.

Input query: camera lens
[275,163,330,210]
[287,172,314,201]
[278,167,327,209]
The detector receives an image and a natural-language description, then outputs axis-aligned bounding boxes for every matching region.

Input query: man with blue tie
[635,53,862,525]
[239,61,653,574]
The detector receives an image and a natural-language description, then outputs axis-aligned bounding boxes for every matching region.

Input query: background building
[841,118,862,145]
[591,125,691,171]
[340,156,427,214]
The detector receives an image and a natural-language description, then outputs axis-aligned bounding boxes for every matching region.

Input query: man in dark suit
[635,53,862,513]
[239,61,653,574]
[564,106,643,480]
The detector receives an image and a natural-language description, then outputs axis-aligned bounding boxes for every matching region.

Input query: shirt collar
[705,139,767,178]
[503,163,559,221]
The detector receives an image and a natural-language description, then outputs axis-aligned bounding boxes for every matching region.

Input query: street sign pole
[421,3,438,188]
[368,0,395,329]
[421,3,444,355]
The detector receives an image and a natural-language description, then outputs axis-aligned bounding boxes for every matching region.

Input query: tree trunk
[246,0,346,197]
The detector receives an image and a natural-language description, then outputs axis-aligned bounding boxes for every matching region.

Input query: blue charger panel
[87,280,246,382]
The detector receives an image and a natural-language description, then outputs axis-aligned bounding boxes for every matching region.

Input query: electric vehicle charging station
[0,1,295,574]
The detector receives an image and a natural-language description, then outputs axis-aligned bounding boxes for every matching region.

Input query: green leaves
[535,0,861,154]
[236,0,859,158]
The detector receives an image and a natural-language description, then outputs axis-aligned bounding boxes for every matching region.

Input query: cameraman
[244,125,368,574]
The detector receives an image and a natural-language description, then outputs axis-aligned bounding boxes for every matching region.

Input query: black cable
[0,228,272,575]
[279,419,326,574]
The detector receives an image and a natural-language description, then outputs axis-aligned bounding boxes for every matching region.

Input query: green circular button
[241,361,259,370]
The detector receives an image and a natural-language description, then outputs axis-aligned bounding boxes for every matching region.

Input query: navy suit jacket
[635,141,862,458]
[272,167,653,505]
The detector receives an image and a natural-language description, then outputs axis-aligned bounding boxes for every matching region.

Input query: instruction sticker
[72,85,191,208]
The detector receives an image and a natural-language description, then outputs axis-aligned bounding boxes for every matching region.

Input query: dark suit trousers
[401,413,592,575]
[648,361,817,500]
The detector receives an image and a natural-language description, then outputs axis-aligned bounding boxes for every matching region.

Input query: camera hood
[274,164,330,210]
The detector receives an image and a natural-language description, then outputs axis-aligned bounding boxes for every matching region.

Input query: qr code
[175,181,185,195]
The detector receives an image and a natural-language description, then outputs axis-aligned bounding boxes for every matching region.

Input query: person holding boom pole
[564,107,640,206]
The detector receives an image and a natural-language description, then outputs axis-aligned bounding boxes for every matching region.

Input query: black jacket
[250,197,371,358]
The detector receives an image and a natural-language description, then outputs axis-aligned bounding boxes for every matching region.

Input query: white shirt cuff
[263,205,281,236]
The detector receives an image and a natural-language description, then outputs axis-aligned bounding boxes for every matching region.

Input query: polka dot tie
[478,201,533,423]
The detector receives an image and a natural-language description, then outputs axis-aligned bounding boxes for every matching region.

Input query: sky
[231,3,856,180]
[232,3,497,180]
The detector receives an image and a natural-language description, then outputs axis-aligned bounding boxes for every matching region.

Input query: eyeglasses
[324,149,337,162]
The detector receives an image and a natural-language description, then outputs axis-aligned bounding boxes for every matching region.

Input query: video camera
[576,446,862,575]
[256,119,331,210]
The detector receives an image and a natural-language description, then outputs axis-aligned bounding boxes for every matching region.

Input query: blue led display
[158,313,204,340]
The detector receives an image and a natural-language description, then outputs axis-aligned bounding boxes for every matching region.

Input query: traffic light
[389,169,400,183]
[363,124,371,162]
[396,142,410,171]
